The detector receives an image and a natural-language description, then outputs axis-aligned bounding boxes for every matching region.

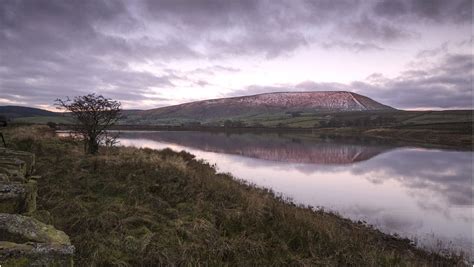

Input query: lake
[117,130,473,257]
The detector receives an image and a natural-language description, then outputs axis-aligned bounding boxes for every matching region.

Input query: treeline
[177,116,399,129]
[319,116,398,128]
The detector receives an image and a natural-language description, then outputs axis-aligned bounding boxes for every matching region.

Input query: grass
[12,116,73,124]
[3,126,467,266]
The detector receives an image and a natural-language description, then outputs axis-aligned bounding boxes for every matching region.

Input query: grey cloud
[0,51,175,107]
[358,53,473,108]
[187,65,240,76]
[321,40,384,52]
[0,0,192,107]
[0,0,471,109]
[415,42,448,58]
[373,0,472,23]
[208,31,308,58]
[341,15,412,42]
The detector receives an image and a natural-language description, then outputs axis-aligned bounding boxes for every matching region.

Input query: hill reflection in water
[119,131,395,164]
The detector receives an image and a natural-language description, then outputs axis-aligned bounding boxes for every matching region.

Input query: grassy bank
[4,126,465,266]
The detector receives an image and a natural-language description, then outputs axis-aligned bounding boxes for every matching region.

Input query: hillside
[129,91,394,124]
[0,105,60,119]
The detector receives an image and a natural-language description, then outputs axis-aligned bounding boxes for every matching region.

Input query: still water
[118,131,473,256]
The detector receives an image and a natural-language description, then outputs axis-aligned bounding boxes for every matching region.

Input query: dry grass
[4,126,466,266]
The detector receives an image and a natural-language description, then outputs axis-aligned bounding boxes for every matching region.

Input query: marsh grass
[4,126,466,266]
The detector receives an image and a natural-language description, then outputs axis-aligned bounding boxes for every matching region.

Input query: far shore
[52,122,473,151]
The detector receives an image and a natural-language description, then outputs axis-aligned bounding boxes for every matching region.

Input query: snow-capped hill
[218,91,389,110]
[140,91,394,121]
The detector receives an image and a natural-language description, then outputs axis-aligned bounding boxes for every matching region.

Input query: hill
[129,91,394,124]
[0,105,60,119]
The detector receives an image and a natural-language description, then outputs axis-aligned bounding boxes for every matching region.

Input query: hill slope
[137,91,394,122]
[0,106,60,119]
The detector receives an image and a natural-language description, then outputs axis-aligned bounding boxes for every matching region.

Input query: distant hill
[131,91,394,123]
[2,93,472,131]
[0,106,60,119]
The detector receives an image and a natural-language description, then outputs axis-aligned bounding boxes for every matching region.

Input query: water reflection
[117,131,473,257]
[119,131,395,164]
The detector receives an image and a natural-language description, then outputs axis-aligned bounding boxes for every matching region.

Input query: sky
[0,0,472,110]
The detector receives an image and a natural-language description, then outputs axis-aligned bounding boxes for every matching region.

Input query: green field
[13,116,73,124]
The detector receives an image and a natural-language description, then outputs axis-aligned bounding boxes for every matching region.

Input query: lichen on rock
[0,181,37,214]
[0,241,74,266]
[0,148,74,266]
[0,149,35,176]
[0,214,74,266]
[0,214,71,245]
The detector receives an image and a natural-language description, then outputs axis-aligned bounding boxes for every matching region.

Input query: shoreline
[53,123,473,151]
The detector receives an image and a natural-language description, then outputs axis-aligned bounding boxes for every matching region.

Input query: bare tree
[55,94,121,154]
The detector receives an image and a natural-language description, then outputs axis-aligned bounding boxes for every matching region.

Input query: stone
[0,166,25,183]
[0,149,74,265]
[0,149,35,176]
[0,181,37,214]
[0,173,8,182]
[0,214,70,244]
[0,214,74,266]
[0,158,27,179]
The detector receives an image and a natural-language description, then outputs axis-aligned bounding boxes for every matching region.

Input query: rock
[0,149,74,266]
[0,181,37,214]
[0,214,74,266]
[0,173,8,182]
[0,158,27,179]
[0,214,70,244]
[0,149,35,176]
[0,241,74,267]
[0,166,25,183]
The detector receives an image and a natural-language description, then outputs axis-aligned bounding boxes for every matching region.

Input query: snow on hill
[139,91,394,121]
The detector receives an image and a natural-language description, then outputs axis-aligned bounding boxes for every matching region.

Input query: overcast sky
[0,0,472,110]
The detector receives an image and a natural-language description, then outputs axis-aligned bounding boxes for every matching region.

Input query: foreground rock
[0,148,74,266]
[0,214,74,266]
[0,181,37,214]
[0,148,35,177]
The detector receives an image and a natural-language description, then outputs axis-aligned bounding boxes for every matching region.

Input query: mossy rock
[0,158,27,179]
[0,149,35,176]
[0,166,25,183]
[0,241,74,267]
[0,181,37,214]
[0,214,70,245]
[0,173,9,182]
[0,214,74,266]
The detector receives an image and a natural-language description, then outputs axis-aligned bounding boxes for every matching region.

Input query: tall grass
[5,126,465,266]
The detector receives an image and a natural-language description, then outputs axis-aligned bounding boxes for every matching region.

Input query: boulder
[0,149,74,265]
[0,214,74,266]
[0,181,37,214]
[0,149,35,176]
[0,173,8,182]
[0,158,27,179]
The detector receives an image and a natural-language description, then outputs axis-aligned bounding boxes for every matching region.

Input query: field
[10,109,472,150]
[2,125,466,266]
[9,109,472,129]
[13,116,73,124]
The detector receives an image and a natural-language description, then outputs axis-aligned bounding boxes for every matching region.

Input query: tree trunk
[86,137,99,154]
